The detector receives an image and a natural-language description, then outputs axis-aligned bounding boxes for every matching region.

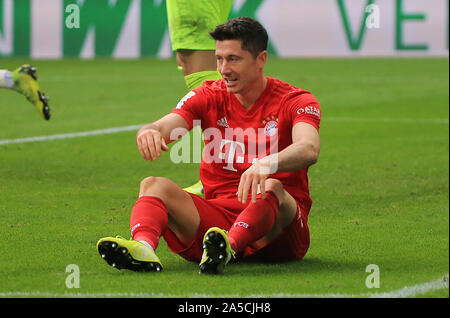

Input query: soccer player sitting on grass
[0,64,51,120]
[97,17,321,274]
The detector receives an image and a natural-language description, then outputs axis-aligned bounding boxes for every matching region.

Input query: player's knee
[265,178,292,208]
[264,178,284,197]
[265,178,297,221]
[139,176,172,197]
[140,176,157,191]
[176,50,216,76]
[176,52,185,68]
[176,50,192,75]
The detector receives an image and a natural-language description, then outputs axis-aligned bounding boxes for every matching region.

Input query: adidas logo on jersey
[217,117,229,128]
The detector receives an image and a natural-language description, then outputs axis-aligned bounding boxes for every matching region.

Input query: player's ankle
[137,240,155,252]
[228,237,238,253]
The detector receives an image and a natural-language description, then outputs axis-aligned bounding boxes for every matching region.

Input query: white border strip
[0,117,448,146]
[0,275,447,298]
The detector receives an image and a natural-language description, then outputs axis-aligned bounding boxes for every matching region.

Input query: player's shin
[227,191,279,253]
[130,196,168,250]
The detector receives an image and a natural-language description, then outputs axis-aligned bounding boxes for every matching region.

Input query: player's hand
[136,128,169,162]
[237,157,275,204]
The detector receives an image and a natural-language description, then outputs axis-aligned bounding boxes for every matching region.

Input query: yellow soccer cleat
[199,227,235,274]
[97,236,162,272]
[183,180,204,197]
[11,64,50,120]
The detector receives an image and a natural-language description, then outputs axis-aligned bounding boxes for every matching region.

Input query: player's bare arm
[274,122,320,172]
[136,113,190,162]
[237,122,320,203]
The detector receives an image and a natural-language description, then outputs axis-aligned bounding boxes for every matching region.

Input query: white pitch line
[0,117,448,146]
[0,124,143,146]
[0,274,447,298]
[325,117,449,124]
[368,275,449,298]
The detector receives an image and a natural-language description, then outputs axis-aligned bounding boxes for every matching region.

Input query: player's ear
[257,50,268,68]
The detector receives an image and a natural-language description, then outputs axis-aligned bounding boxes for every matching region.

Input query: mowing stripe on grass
[0,117,448,146]
[0,274,447,298]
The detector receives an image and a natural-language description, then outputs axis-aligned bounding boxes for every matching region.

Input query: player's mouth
[224,77,238,88]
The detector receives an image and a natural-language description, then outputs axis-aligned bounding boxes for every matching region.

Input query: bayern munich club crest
[263,116,278,137]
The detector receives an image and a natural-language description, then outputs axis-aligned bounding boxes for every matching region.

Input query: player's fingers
[161,137,169,151]
[241,175,252,204]
[146,134,157,161]
[237,173,246,202]
[152,133,162,158]
[251,177,259,203]
[138,136,151,161]
[260,176,266,200]
[136,137,146,159]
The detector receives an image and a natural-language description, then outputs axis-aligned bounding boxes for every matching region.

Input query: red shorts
[163,193,311,262]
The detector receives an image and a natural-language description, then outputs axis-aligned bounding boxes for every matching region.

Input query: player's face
[215,40,266,94]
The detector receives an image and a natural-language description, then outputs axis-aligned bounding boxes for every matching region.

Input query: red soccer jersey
[172,77,321,216]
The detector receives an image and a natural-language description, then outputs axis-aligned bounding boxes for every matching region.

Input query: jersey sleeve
[283,91,321,131]
[171,88,207,130]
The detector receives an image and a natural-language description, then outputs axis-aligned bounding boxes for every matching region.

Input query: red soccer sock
[227,191,279,253]
[129,196,168,250]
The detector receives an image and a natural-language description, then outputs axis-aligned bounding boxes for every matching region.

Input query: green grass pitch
[0,57,448,298]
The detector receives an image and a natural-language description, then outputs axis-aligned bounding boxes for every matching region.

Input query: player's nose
[219,60,232,76]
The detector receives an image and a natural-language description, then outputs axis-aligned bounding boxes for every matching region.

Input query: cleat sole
[199,230,229,274]
[97,240,162,272]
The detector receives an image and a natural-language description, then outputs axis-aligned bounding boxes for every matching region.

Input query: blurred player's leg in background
[0,69,15,89]
[166,0,233,196]
[176,49,220,90]
[0,65,51,120]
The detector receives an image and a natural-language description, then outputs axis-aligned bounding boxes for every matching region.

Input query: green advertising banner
[1,0,448,58]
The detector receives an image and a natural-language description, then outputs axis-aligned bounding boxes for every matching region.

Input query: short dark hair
[209,17,268,59]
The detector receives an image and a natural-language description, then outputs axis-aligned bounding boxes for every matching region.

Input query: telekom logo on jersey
[169,120,279,172]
